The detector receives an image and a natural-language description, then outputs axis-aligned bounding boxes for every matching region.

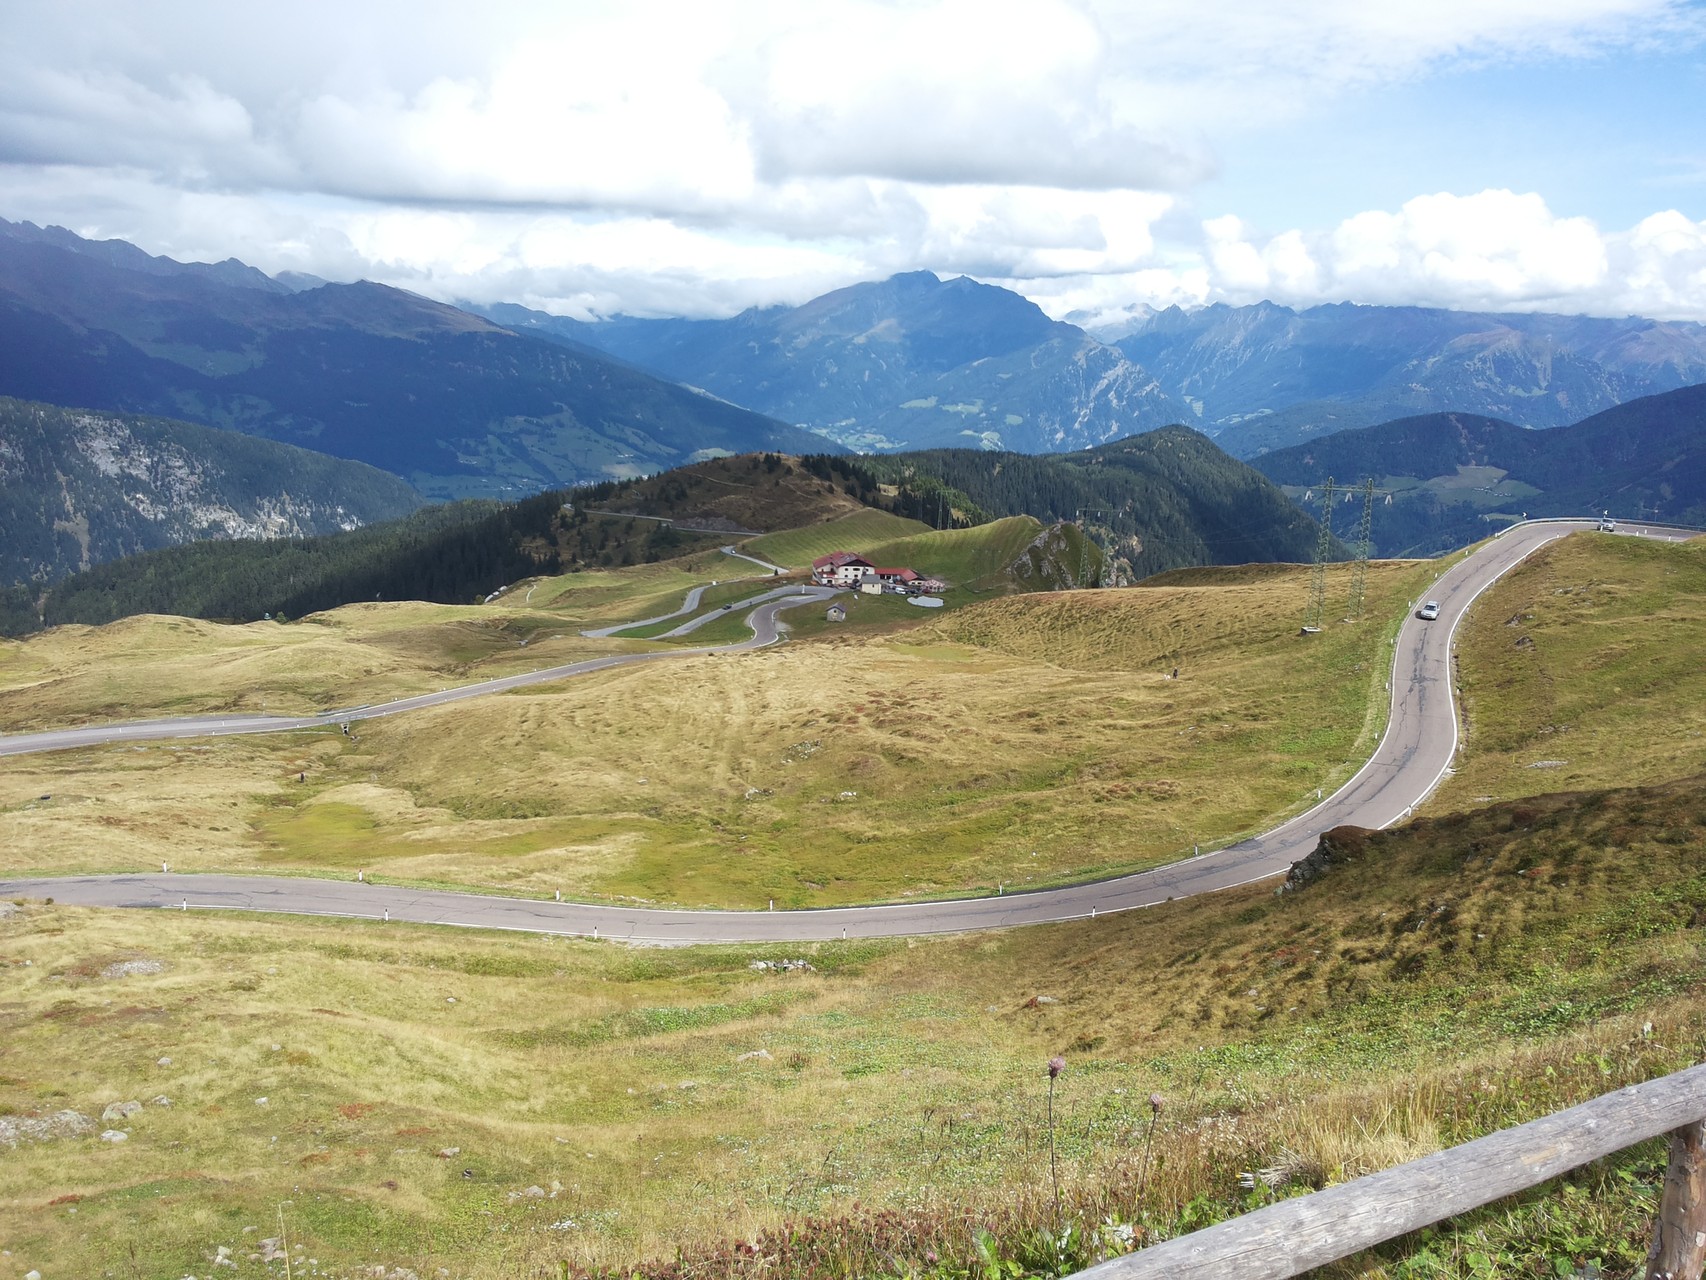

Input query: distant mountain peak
[0,216,288,294]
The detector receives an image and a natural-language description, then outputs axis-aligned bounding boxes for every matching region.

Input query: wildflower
[1048,1055,1066,1079]
[1149,1091,1164,1113]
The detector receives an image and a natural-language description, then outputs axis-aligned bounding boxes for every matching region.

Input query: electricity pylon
[1348,476,1377,620]
[1303,478,1335,632]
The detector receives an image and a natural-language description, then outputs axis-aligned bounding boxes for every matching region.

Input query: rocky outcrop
[1283,825,1376,892]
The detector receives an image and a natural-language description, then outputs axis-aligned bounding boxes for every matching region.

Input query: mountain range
[0,218,829,501]
[484,277,1706,462]
[6,218,1704,589]
[1248,383,1706,556]
[475,272,1192,454]
[1108,300,1706,456]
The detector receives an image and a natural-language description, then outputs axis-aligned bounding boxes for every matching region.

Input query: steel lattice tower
[1348,476,1377,619]
[1304,478,1336,631]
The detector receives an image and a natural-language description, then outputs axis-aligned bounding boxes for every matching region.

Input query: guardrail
[1071,1062,1706,1280]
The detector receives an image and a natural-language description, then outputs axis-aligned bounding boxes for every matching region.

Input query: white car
[1417,600,1441,621]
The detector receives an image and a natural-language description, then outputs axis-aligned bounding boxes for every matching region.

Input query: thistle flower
[1046,1056,1067,1226]
[1149,1091,1164,1113]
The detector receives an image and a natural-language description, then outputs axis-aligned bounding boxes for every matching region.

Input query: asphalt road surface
[721,544,789,575]
[578,584,710,638]
[2,520,1693,942]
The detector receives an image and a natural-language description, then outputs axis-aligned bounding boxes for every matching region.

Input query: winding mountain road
[577,584,711,638]
[0,587,837,758]
[1,520,1693,943]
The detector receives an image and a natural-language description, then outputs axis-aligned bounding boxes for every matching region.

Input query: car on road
[1598,515,1617,531]
[1416,600,1441,620]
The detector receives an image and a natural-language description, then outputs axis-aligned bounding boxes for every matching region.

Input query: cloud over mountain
[0,0,1701,322]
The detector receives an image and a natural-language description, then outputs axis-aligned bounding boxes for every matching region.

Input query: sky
[0,0,1703,329]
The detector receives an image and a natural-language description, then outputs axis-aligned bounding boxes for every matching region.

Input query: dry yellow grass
[0,604,666,731]
[4,767,1702,1279]
[1,562,1431,905]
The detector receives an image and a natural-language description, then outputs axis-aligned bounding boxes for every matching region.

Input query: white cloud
[1610,210,1706,316]
[0,0,1702,325]
[1017,193,1706,328]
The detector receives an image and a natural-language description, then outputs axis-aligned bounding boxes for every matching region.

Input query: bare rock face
[1283,826,1376,892]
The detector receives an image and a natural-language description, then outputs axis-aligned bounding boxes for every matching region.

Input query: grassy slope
[857,515,1052,589]
[4,770,1704,1279]
[740,508,932,568]
[0,562,1426,907]
[1432,531,1706,811]
[0,604,665,733]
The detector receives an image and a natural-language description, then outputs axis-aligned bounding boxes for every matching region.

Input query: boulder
[1283,826,1376,892]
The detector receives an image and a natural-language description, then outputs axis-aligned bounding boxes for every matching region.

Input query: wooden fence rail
[1071,1062,1706,1280]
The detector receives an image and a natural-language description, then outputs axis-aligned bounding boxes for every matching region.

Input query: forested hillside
[7,491,731,635]
[0,396,426,587]
[808,426,1327,580]
[9,431,1329,634]
[1250,385,1706,556]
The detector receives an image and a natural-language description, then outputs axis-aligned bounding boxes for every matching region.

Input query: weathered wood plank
[1646,1120,1706,1280]
[1074,1062,1706,1280]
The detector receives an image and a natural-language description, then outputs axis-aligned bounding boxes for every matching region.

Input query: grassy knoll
[858,515,1062,590]
[1433,531,1706,811]
[0,605,663,732]
[741,509,932,568]
[1,562,1428,905]
[508,544,743,614]
[5,772,1705,1279]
